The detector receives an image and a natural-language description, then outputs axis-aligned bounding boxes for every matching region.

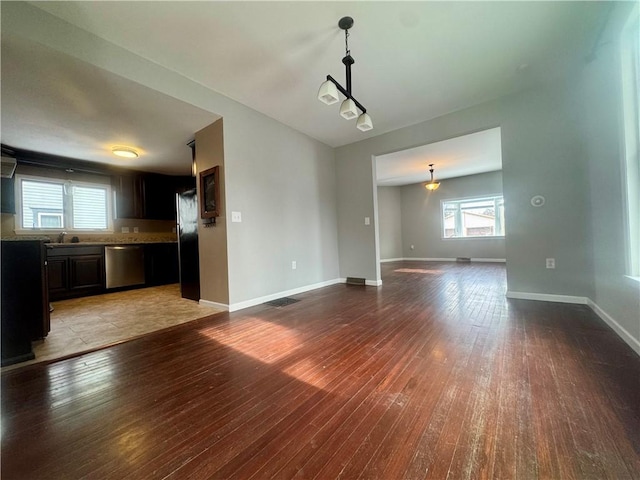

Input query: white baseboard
[505,291,589,304]
[588,299,640,356]
[397,257,506,263]
[228,278,344,312]
[380,258,404,263]
[403,257,456,262]
[506,291,639,357]
[199,299,229,311]
[366,279,383,286]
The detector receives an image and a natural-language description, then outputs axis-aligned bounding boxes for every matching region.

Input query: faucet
[57,231,67,243]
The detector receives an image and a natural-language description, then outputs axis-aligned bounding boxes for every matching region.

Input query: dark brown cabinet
[112,174,144,219]
[70,255,104,290]
[47,257,68,295]
[112,173,195,221]
[145,242,179,286]
[141,174,175,220]
[47,245,104,301]
[1,177,15,214]
[1,240,50,366]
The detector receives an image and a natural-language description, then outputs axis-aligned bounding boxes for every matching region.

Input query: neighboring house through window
[442,195,505,239]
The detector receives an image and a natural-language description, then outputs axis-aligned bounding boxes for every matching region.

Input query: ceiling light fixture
[425,164,441,191]
[318,16,373,132]
[112,146,139,158]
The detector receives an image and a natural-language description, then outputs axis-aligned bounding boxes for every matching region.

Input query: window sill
[625,275,640,285]
[14,229,114,235]
[441,236,505,241]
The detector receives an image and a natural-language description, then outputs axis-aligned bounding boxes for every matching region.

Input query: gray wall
[400,171,506,260]
[576,4,639,349]
[377,186,403,260]
[336,80,593,297]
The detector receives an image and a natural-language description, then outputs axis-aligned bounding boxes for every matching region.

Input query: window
[621,7,639,277]
[442,195,504,239]
[15,175,112,232]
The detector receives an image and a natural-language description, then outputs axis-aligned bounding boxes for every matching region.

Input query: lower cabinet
[47,246,104,301]
[1,240,50,366]
[47,243,178,301]
[145,243,179,286]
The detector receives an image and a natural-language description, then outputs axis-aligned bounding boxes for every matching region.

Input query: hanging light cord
[345,29,350,57]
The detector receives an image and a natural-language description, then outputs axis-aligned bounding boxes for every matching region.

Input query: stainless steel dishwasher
[105,245,145,289]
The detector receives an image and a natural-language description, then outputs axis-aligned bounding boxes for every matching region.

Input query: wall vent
[456,257,471,263]
[346,277,366,285]
[1,156,17,179]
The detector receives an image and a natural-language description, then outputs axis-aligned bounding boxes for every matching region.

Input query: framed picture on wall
[200,165,220,219]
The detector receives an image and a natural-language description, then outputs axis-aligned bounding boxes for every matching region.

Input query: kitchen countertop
[46,240,177,247]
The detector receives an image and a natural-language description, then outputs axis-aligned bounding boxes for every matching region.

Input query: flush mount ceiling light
[318,16,373,132]
[425,164,441,191]
[111,146,139,158]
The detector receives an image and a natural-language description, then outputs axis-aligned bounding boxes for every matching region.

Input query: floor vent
[456,257,472,263]
[264,297,300,307]
[346,277,366,286]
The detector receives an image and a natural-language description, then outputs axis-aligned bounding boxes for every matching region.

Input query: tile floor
[2,284,224,372]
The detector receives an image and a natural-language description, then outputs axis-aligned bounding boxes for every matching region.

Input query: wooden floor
[2,262,639,479]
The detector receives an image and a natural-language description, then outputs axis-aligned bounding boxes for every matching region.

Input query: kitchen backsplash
[1,213,177,243]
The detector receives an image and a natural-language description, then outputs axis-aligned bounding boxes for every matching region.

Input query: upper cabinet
[112,173,195,220]
[112,174,143,219]
[1,177,16,214]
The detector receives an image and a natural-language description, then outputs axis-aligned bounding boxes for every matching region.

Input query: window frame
[14,173,114,234]
[620,5,639,279]
[440,194,505,240]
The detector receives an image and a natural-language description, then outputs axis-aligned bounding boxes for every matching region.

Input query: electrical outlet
[291,261,297,270]
[133,227,139,233]
[231,211,242,223]
[546,258,555,269]
[364,217,371,226]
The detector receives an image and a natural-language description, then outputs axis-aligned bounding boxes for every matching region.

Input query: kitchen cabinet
[141,174,175,220]
[1,177,15,214]
[145,242,179,286]
[112,173,193,221]
[112,174,143,219]
[1,240,50,366]
[47,245,104,301]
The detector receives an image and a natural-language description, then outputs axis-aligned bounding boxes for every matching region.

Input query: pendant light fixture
[425,164,441,191]
[318,16,373,132]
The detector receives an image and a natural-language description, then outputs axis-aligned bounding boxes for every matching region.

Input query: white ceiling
[1,1,607,175]
[376,127,502,186]
[1,33,220,175]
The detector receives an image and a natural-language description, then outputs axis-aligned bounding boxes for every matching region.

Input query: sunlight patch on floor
[198,316,301,364]
[394,268,444,274]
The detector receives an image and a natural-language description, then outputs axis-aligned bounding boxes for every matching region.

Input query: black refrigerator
[177,188,200,301]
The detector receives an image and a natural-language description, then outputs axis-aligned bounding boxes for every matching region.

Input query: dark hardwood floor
[2,262,639,479]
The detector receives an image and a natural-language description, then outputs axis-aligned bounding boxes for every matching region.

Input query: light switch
[364,217,371,226]
[231,211,242,223]
[121,227,130,233]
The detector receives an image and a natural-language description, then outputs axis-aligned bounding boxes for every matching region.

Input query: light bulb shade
[356,113,373,131]
[112,146,138,158]
[425,181,440,191]
[340,99,358,120]
[317,80,339,105]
